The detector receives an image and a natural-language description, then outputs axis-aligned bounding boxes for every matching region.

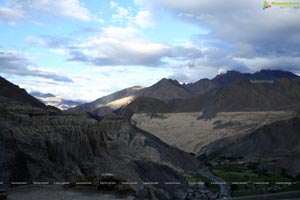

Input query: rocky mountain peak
[137,78,193,102]
[155,78,181,87]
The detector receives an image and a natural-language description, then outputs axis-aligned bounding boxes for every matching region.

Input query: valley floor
[132,111,295,154]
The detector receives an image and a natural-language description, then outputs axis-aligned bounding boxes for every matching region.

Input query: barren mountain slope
[132,111,295,154]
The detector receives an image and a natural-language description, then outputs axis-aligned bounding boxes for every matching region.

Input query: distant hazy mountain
[30,91,56,98]
[30,91,84,110]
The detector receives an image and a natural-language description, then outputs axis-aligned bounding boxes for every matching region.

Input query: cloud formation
[110,1,131,23]
[2,0,299,103]
[134,10,154,28]
[26,35,70,48]
[140,0,300,74]
[0,50,73,82]
[0,0,91,23]
[67,26,203,67]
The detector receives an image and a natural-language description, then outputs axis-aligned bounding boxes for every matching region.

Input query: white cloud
[134,10,154,28]
[26,35,70,48]
[0,0,92,23]
[137,0,300,75]
[0,5,25,21]
[67,25,202,67]
[101,26,142,40]
[110,1,131,23]
[234,56,300,74]
[26,36,47,46]
[69,36,170,66]
[48,0,91,21]
[49,49,69,56]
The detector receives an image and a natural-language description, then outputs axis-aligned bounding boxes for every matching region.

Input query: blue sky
[0,0,300,101]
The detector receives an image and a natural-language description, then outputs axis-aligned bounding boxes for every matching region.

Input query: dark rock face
[212,69,299,85]
[0,77,46,109]
[170,78,300,114]
[0,77,200,199]
[136,78,193,102]
[0,111,198,198]
[0,193,7,200]
[209,78,300,112]
[116,97,171,118]
[92,106,115,117]
[184,79,218,95]
[199,117,300,175]
[134,160,188,200]
[122,71,300,117]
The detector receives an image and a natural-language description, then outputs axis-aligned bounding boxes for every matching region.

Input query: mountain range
[212,69,299,85]
[71,77,195,116]
[104,69,300,176]
[30,91,84,110]
[73,69,300,118]
[169,78,300,118]
[1,69,300,199]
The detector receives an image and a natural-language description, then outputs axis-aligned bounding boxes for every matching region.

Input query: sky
[0,0,300,102]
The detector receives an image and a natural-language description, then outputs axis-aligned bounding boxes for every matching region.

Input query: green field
[186,173,219,193]
[210,162,300,197]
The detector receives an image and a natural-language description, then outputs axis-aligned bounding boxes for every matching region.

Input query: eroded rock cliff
[0,78,200,200]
